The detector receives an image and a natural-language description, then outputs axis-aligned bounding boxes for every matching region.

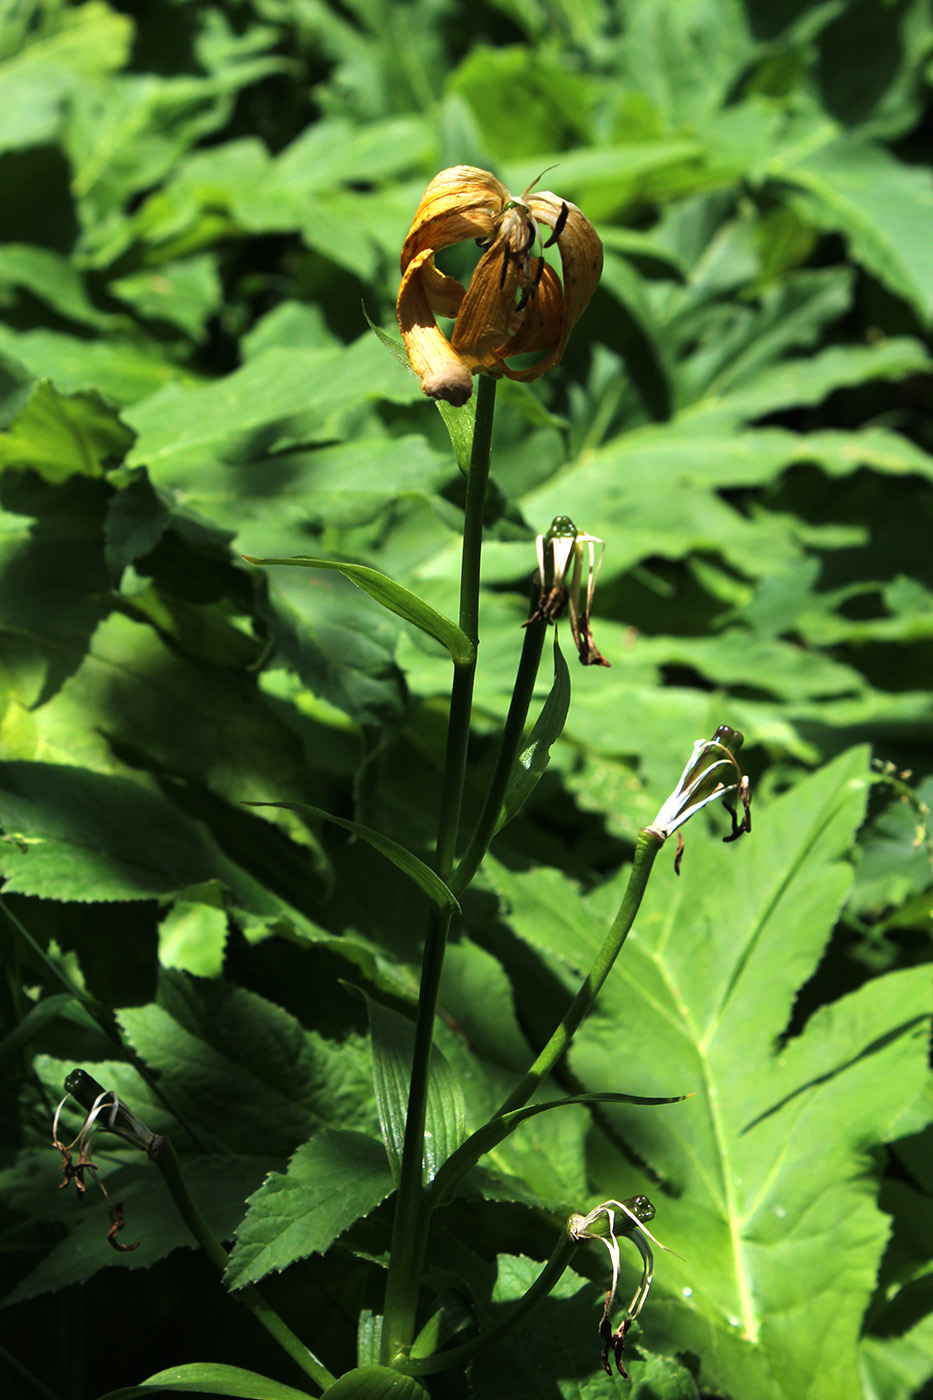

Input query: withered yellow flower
[397,165,603,406]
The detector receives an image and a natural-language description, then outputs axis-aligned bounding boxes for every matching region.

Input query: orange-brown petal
[527,192,603,363]
[421,259,465,320]
[401,166,510,269]
[450,228,524,371]
[496,262,563,369]
[397,247,473,406]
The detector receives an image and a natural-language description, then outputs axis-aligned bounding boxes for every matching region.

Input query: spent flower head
[570,1196,673,1379]
[51,1069,164,1253]
[397,166,603,405]
[648,725,751,872]
[526,514,609,666]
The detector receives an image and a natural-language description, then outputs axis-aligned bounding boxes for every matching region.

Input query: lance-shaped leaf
[432,1089,689,1206]
[96,1362,315,1399]
[495,632,571,834]
[245,555,473,665]
[322,1366,428,1399]
[366,996,466,1185]
[246,800,459,913]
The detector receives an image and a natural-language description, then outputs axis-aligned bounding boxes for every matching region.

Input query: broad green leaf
[0,762,256,902]
[0,380,133,481]
[3,1142,278,1307]
[225,1128,394,1290]
[247,558,473,666]
[0,1,132,154]
[0,244,123,329]
[489,750,932,1400]
[246,801,459,913]
[367,996,466,1185]
[467,1253,701,1399]
[124,336,423,473]
[98,1362,314,1399]
[117,973,378,1157]
[777,137,933,322]
[322,1366,428,1399]
[158,892,228,978]
[0,325,193,405]
[495,632,571,833]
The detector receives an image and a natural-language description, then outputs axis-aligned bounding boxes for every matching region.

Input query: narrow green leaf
[495,632,571,834]
[361,303,412,372]
[97,1362,313,1399]
[245,556,473,666]
[433,1090,687,1203]
[435,393,477,478]
[246,802,459,914]
[322,1365,428,1398]
[366,997,466,1185]
[0,994,80,1067]
[225,1129,394,1289]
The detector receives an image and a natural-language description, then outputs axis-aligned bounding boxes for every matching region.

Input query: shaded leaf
[226,1128,394,1289]
[367,997,466,1185]
[247,801,459,913]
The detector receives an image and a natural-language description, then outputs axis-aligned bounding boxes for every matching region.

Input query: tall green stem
[497,828,663,1117]
[381,374,497,1364]
[449,614,547,900]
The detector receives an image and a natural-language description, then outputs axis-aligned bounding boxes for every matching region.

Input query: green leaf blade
[246,557,473,666]
[225,1129,394,1290]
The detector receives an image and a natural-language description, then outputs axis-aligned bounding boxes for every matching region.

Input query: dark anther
[106,1198,139,1253]
[612,1319,631,1380]
[544,201,569,247]
[599,1307,613,1377]
[516,257,545,314]
[674,832,685,875]
[722,779,752,843]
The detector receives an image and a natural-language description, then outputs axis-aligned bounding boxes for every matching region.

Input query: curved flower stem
[381,374,497,1364]
[450,612,547,900]
[155,1138,335,1392]
[497,827,664,1117]
[397,1219,579,1376]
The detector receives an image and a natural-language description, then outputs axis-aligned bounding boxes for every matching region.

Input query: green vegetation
[1,2,931,1398]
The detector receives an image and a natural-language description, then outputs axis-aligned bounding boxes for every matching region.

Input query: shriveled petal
[401,165,510,269]
[397,247,472,406]
[496,262,563,369]
[523,192,603,372]
[422,260,465,319]
[450,227,524,370]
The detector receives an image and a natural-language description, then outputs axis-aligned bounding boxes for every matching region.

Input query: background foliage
[1,1,932,1397]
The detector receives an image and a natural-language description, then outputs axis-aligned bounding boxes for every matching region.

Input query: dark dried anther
[544,201,570,246]
[106,1198,139,1254]
[722,776,752,843]
[570,1196,672,1381]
